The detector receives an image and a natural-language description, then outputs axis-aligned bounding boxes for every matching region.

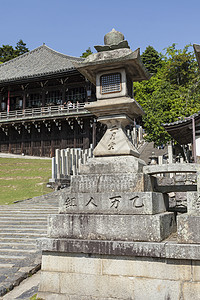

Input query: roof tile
[0,45,83,83]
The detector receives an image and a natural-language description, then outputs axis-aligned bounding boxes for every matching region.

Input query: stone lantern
[75,29,150,157]
[38,30,176,300]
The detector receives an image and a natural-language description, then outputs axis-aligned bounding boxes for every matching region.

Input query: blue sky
[0,0,200,57]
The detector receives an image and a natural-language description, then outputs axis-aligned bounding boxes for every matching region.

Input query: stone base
[48,212,175,242]
[37,249,200,300]
[177,214,200,243]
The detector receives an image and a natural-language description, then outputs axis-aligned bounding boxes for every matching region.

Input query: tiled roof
[0,45,83,83]
[162,111,200,144]
[163,111,200,128]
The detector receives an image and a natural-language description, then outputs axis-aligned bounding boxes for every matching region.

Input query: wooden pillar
[0,93,2,111]
[7,89,10,113]
[92,120,97,149]
[8,126,12,153]
[74,120,77,148]
[23,91,26,110]
[42,88,45,107]
[62,85,66,104]
[21,126,24,154]
[41,125,44,157]
[83,118,90,149]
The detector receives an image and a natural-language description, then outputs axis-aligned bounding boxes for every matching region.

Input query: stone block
[59,191,168,215]
[187,192,200,215]
[39,271,60,293]
[79,156,145,174]
[102,256,191,281]
[59,273,134,299]
[177,214,200,243]
[183,282,200,299]
[70,173,144,193]
[132,277,180,300]
[191,260,200,281]
[42,253,102,275]
[48,212,176,242]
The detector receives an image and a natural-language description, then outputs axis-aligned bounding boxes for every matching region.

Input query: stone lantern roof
[74,29,150,85]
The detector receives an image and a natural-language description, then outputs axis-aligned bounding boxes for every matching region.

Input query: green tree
[0,44,16,63]
[134,44,200,146]
[15,39,29,56]
[141,45,163,74]
[80,47,93,58]
[0,40,29,63]
[164,44,197,86]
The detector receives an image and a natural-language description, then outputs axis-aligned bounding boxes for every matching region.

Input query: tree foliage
[0,40,29,63]
[134,44,200,146]
[141,45,163,74]
[80,47,93,58]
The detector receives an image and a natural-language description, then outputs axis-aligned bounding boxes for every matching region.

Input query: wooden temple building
[0,45,104,157]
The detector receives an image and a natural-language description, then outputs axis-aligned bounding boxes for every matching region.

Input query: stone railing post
[55,149,61,180]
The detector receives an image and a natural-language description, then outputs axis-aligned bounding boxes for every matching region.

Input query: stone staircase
[0,191,61,297]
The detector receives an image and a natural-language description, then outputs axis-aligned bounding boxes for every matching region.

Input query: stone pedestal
[38,156,176,299]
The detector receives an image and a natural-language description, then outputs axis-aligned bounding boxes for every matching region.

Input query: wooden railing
[0,103,90,122]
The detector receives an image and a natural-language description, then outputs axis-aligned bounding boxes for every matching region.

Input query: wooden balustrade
[0,103,89,122]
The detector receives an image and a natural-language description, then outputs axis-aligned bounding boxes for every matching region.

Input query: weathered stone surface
[165,243,200,260]
[187,192,200,215]
[132,277,180,300]
[37,292,69,300]
[59,192,168,215]
[79,156,145,174]
[38,239,200,261]
[102,256,191,281]
[71,173,144,193]
[59,273,134,299]
[143,163,198,175]
[191,260,200,281]
[182,282,200,300]
[48,212,175,242]
[38,240,166,259]
[177,214,200,243]
[42,253,102,275]
[38,251,200,300]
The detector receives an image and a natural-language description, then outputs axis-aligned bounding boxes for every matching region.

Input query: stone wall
[39,251,200,300]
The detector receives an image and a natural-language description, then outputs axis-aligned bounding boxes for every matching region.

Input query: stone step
[0,228,46,233]
[0,224,46,228]
[0,263,14,268]
[0,208,56,211]
[0,243,36,249]
[0,190,61,297]
[0,237,37,242]
[0,232,46,237]
[0,248,36,254]
[0,211,57,214]
[0,255,28,260]
[0,216,48,220]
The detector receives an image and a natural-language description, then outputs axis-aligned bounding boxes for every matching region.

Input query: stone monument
[38,30,176,299]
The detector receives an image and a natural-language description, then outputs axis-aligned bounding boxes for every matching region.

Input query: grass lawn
[0,157,52,205]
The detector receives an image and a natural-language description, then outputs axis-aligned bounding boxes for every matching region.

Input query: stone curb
[38,238,200,261]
